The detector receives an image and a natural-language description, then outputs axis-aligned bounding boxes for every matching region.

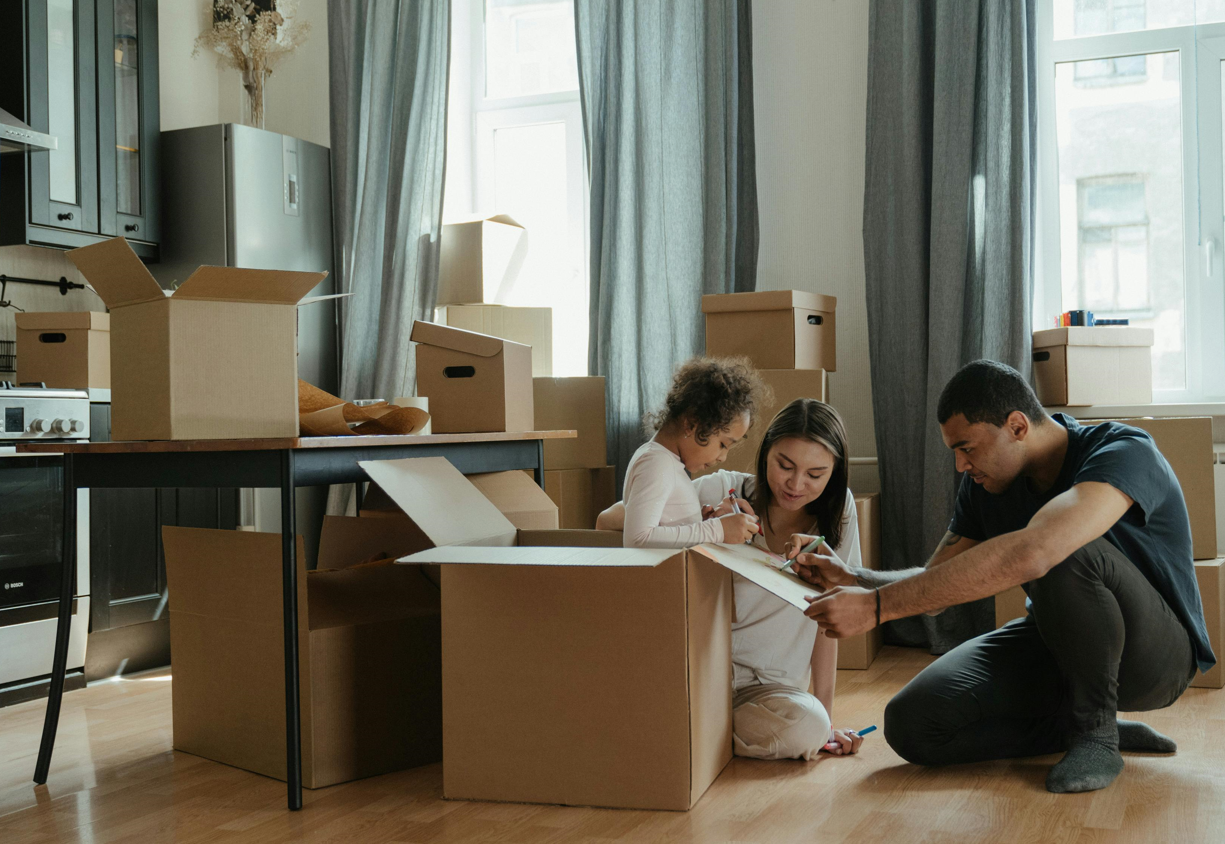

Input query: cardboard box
[1083,417,1216,560]
[467,471,560,530]
[361,457,826,810]
[995,586,1029,628]
[1032,327,1154,406]
[703,290,837,372]
[695,369,828,477]
[533,377,608,469]
[1192,557,1224,689]
[437,304,553,377]
[411,320,533,434]
[15,311,111,389]
[161,517,441,788]
[837,494,884,670]
[437,214,527,306]
[544,466,617,530]
[67,237,327,440]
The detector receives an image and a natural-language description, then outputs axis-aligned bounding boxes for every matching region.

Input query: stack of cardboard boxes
[532,376,616,529]
[433,215,553,378]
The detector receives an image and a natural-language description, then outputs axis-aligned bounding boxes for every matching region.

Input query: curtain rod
[0,273,86,295]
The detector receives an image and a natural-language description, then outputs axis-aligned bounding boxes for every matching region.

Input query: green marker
[780,535,824,572]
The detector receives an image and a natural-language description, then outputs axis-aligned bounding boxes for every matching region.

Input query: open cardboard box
[162,514,442,789]
[67,236,330,440]
[359,457,824,811]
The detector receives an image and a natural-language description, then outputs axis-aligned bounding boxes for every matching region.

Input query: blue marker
[824,724,877,751]
[857,725,878,737]
[780,535,824,572]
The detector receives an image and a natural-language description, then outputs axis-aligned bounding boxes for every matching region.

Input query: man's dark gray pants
[884,538,1196,765]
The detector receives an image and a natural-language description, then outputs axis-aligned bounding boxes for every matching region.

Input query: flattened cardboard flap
[68,237,165,307]
[410,319,520,357]
[401,543,677,568]
[691,542,816,610]
[358,457,518,548]
[172,266,327,305]
[701,290,837,314]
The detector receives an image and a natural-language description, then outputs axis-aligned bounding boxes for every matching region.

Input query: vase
[242,68,267,130]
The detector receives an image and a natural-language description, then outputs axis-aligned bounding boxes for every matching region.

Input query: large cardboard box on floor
[362,457,826,811]
[15,311,111,390]
[533,376,608,469]
[162,516,442,788]
[995,586,1029,628]
[1192,557,1224,689]
[437,304,553,377]
[437,214,527,306]
[703,290,837,371]
[1033,327,1154,406]
[1083,417,1216,560]
[696,369,828,478]
[837,494,884,670]
[411,320,533,434]
[544,466,616,529]
[67,237,327,440]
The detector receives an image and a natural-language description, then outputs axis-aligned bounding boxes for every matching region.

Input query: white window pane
[47,0,77,206]
[1056,0,1225,39]
[491,121,587,375]
[485,0,579,99]
[1055,52,1185,389]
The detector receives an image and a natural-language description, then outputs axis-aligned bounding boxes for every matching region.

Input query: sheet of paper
[692,542,819,611]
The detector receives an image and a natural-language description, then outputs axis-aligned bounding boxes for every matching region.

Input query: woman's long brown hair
[750,398,851,551]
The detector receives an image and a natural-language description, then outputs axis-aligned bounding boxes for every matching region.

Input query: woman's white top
[622,441,726,548]
[694,469,861,692]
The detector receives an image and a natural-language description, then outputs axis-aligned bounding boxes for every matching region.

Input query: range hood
[0,106,56,154]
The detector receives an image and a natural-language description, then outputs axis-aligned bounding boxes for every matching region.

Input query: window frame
[1034,2,1225,401]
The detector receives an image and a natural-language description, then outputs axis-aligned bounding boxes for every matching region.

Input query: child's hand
[709,495,755,519]
[822,728,865,756]
[719,512,760,544]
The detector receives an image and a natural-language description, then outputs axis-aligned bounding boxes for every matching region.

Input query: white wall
[752,0,877,492]
[0,0,331,354]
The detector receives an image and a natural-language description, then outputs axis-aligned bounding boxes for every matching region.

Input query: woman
[598,398,865,760]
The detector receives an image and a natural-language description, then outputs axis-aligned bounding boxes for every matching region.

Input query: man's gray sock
[1117,719,1176,753]
[1046,722,1124,794]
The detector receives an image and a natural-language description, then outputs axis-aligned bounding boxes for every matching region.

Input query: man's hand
[804,586,877,638]
[788,538,857,590]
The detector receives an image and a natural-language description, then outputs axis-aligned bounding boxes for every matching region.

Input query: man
[796,360,1214,793]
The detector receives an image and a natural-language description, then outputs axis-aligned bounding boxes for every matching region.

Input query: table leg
[280,450,303,810]
[34,454,77,785]
[354,480,364,512]
[534,439,545,488]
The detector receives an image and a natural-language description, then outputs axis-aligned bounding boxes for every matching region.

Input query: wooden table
[17,430,575,811]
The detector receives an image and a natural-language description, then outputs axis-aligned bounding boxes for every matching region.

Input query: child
[622,357,767,548]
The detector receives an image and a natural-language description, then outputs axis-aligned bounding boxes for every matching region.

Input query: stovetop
[0,383,91,440]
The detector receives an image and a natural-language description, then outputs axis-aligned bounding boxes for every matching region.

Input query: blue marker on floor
[857,725,877,737]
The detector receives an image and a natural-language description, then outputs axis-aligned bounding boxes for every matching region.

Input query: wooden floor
[1,646,1223,843]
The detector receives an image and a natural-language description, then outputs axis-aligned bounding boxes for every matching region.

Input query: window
[444,0,589,376]
[1037,2,1225,399]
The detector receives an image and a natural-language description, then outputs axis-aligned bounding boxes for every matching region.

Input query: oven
[0,386,91,704]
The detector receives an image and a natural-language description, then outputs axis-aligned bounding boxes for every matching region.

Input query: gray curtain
[575,0,758,484]
[328,0,450,403]
[863,0,1035,652]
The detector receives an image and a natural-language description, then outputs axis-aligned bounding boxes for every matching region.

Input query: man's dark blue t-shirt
[949,413,1215,674]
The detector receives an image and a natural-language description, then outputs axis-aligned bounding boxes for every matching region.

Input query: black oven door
[0,455,64,611]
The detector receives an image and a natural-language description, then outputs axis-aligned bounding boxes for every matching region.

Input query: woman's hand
[719,512,760,544]
[705,494,756,520]
[788,538,857,590]
[822,728,865,756]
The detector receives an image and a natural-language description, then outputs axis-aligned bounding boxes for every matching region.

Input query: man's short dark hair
[937,360,1047,427]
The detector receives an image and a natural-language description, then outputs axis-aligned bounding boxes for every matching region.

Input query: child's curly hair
[645,356,771,444]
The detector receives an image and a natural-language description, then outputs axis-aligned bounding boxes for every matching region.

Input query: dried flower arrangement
[193,0,310,129]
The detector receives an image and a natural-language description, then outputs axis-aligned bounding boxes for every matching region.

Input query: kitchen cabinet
[85,403,237,680]
[0,0,159,259]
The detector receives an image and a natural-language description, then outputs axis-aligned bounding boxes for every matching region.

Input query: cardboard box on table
[161,514,442,788]
[410,320,533,434]
[533,376,608,470]
[695,369,828,477]
[437,214,527,306]
[437,304,553,377]
[15,311,111,389]
[543,466,617,529]
[67,237,327,440]
[1032,327,1154,406]
[1192,557,1224,689]
[837,494,884,670]
[361,456,823,811]
[702,290,837,372]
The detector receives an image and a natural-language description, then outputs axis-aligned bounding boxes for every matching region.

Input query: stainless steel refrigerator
[155,123,337,563]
